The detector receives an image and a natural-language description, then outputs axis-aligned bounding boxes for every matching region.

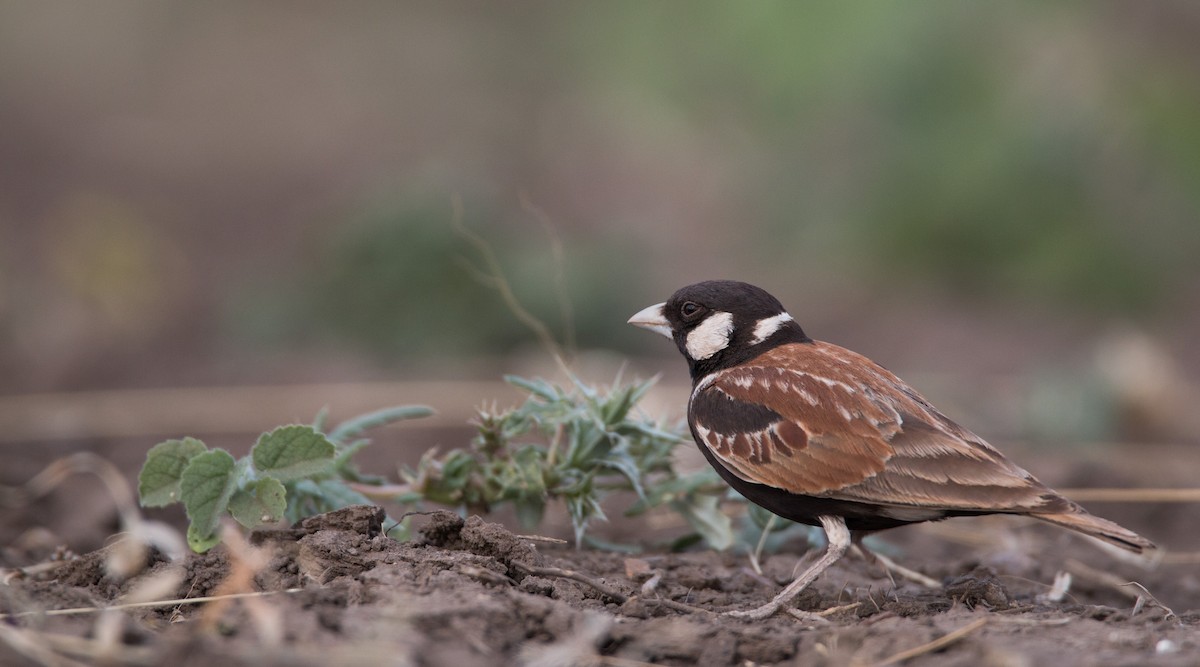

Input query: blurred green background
[1,2,1199,445]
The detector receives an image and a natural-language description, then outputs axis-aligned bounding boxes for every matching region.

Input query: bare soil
[2,492,1197,667]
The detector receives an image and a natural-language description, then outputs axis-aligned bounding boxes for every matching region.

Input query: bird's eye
[680,302,701,317]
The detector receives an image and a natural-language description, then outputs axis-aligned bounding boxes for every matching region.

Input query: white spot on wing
[685,311,734,360]
[808,374,856,392]
[749,311,794,345]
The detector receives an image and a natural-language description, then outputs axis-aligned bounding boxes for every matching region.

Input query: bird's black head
[628,280,810,380]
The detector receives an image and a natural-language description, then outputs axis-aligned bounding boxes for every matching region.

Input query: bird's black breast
[689,386,782,434]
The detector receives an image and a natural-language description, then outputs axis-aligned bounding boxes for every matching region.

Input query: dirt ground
[2,472,1198,667]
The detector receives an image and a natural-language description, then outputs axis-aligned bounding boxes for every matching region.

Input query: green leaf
[312,406,330,433]
[334,440,389,484]
[504,375,560,401]
[252,425,336,481]
[179,449,238,548]
[671,495,734,551]
[597,442,646,500]
[228,478,288,528]
[138,438,209,507]
[327,405,435,443]
[187,522,222,553]
[308,478,375,509]
[284,478,375,523]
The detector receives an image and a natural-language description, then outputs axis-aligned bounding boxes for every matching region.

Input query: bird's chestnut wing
[691,343,1064,512]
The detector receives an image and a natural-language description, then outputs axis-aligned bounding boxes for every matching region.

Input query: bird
[628,280,1154,619]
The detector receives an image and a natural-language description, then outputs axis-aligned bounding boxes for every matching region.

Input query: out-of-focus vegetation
[227,203,650,361]
[1,3,1198,442]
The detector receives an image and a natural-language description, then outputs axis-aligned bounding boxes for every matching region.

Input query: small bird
[629,280,1154,619]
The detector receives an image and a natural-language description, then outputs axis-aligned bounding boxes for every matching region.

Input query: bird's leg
[851,532,940,589]
[725,515,850,620]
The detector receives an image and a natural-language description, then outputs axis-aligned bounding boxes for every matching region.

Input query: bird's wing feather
[691,342,1066,512]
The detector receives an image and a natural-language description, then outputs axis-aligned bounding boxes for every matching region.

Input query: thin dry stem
[1064,559,1175,618]
[861,617,988,667]
[817,602,862,617]
[748,513,777,576]
[450,195,572,379]
[0,589,304,621]
[519,192,576,357]
[511,561,628,603]
[515,533,569,545]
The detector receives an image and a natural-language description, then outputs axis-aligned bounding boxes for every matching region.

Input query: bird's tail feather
[1031,510,1155,553]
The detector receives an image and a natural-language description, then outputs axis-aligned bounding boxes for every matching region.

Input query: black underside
[692,437,990,533]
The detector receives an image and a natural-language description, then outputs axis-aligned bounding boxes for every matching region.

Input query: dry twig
[511,562,628,603]
[860,617,988,667]
[1064,559,1175,619]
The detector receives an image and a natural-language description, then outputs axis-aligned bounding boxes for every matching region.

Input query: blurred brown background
[2,1,1199,490]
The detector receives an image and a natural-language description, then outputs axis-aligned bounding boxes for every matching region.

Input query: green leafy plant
[137,406,433,551]
[395,374,734,548]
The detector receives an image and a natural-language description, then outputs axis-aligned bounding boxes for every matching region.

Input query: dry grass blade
[2,453,137,528]
[784,608,833,626]
[1063,559,1175,618]
[0,589,304,620]
[1064,559,1142,600]
[748,513,777,576]
[991,616,1072,626]
[642,596,713,615]
[860,617,988,667]
[817,602,862,617]
[515,533,569,545]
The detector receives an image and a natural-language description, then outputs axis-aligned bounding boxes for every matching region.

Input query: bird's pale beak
[628,302,672,339]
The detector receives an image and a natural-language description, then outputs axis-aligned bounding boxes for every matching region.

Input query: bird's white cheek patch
[750,312,794,345]
[686,311,735,360]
